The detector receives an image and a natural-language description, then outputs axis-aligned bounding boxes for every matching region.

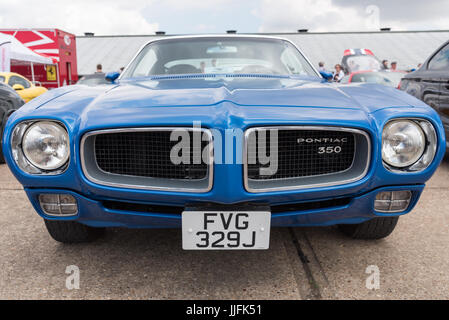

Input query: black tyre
[338,216,399,239]
[0,138,5,164]
[0,122,6,164]
[0,100,12,164]
[44,220,105,243]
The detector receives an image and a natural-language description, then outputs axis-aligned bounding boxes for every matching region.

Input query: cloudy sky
[0,0,448,35]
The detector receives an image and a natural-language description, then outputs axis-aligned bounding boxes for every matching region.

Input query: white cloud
[333,0,449,30]
[153,0,240,10]
[1,0,448,36]
[193,24,217,32]
[255,0,378,32]
[255,0,449,33]
[0,0,159,35]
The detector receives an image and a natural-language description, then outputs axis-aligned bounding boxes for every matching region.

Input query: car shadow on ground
[44,226,303,299]
[45,223,399,299]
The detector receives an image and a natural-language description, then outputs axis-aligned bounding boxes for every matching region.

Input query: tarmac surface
[0,158,448,300]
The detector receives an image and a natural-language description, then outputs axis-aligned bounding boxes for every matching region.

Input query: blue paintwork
[2,74,446,228]
[105,71,120,83]
[319,70,333,81]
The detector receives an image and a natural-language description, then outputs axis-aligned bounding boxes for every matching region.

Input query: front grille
[81,128,213,192]
[271,197,351,214]
[103,200,184,215]
[101,198,352,216]
[247,129,355,180]
[244,126,370,192]
[95,131,208,180]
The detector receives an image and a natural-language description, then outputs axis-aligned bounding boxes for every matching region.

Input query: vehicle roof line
[76,29,449,38]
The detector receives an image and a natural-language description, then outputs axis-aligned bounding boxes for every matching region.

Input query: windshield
[121,37,318,78]
[0,76,5,83]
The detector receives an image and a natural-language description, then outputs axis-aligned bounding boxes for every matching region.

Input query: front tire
[44,220,105,243]
[338,216,399,239]
[0,100,13,164]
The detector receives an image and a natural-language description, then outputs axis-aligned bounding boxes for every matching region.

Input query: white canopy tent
[0,33,56,83]
[0,35,11,72]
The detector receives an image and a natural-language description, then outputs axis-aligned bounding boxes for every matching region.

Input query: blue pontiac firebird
[2,35,446,249]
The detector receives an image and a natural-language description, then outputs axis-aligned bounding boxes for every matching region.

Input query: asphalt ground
[0,158,448,300]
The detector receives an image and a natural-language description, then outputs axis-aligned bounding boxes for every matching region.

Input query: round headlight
[382,120,426,168]
[22,121,70,170]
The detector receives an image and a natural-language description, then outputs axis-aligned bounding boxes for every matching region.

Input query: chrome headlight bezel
[11,120,70,175]
[382,118,437,173]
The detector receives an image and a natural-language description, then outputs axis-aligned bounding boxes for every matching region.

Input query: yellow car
[0,72,47,103]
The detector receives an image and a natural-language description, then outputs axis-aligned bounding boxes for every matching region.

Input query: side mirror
[319,71,333,81]
[105,72,120,83]
[12,84,25,91]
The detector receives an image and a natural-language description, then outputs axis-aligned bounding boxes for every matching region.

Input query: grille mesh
[94,130,209,180]
[247,129,355,180]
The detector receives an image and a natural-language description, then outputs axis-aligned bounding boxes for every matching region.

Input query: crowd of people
[318,59,422,82]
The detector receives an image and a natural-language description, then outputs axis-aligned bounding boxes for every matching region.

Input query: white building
[76,30,449,75]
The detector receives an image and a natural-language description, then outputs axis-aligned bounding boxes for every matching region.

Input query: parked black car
[400,40,449,148]
[0,82,24,163]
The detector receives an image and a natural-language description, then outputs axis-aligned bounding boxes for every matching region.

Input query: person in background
[409,63,421,73]
[382,60,389,70]
[119,67,125,73]
[200,61,206,73]
[390,61,397,71]
[206,59,222,73]
[318,61,326,71]
[333,64,345,82]
[96,64,103,73]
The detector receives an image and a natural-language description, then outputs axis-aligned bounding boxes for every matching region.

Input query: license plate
[182,211,271,250]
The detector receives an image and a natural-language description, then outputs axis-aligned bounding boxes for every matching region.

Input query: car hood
[38,76,426,108]
[15,75,430,132]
